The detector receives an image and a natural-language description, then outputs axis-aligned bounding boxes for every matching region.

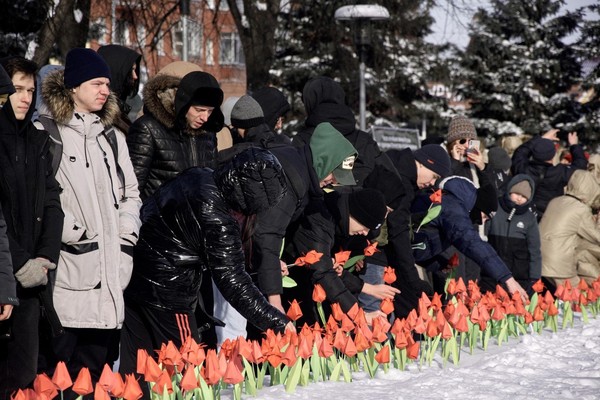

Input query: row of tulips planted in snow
[13,275,600,400]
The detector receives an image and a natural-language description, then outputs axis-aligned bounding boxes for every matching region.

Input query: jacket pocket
[120,242,134,290]
[56,240,101,290]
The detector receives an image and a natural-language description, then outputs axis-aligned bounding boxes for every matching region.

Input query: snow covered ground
[221,316,600,400]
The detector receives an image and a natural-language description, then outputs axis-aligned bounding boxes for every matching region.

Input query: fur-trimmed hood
[40,69,120,126]
[141,73,180,129]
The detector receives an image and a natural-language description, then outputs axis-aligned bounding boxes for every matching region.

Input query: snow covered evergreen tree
[459,0,583,138]
[273,0,445,134]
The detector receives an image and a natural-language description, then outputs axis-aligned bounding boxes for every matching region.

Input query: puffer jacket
[512,136,587,218]
[540,170,600,281]
[40,70,142,329]
[293,76,396,186]
[487,175,541,293]
[125,148,289,333]
[412,176,513,283]
[126,72,223,200]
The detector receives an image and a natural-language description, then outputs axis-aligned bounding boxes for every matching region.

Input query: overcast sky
[426,0,598,48]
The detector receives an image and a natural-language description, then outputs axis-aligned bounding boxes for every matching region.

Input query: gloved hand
[14,258,56,288]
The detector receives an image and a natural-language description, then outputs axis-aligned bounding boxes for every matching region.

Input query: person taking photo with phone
[445,115,498,285]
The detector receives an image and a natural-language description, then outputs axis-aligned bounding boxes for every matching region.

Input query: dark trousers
[119,301,199,398]
[0,296,40,399]
[39,327,119,400]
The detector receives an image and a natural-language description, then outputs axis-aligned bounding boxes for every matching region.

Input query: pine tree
[459,0,583,138]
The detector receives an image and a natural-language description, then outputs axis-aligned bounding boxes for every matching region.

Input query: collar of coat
[41,69,120,126]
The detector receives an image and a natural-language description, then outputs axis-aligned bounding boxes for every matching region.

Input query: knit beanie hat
[413,144,451,178]
[531,138,556,162]
[231,95,265,129]
[510,180,532,200]
[487,146,512,171]
[447,115,477,144]
[252,87,291,131]
[348,188,387,230]
[64,48,111,89]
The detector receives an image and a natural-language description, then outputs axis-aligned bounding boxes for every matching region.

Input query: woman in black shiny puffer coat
[119,147,291,380]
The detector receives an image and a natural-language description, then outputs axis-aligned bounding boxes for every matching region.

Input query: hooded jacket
[412,176,513,283]
[127,71,224,200]
[0,65,17,307]
[125,148,289,333]
[487,175,541,292]
[0,66,64,324]
[222,125,360,312]
[540,170,600,281]
[512,136,587,218]
[97,45,142,133]
[39,69,142,329]
[293,76,396,186]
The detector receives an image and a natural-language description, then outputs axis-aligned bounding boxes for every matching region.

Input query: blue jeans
[358,264,385,312]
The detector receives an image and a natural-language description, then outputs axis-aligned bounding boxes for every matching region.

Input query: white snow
[219,317,600,399]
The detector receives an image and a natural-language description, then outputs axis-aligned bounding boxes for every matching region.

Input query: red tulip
[122,373,143,400]
[52,361,73,391]
[429,189,442,204]
[532,279,544,293]
[72,368,94,396]
[374,345,390,364]
[223,359,244,385]
[380,297,394,315]
[180,366,199,391]
[364,240,379,256]
[383,266,396,284]
[286,299,303,321]
[312,283,327,303]
[33,373,58,399]
[334,250,351,265]
[94,383,111,400]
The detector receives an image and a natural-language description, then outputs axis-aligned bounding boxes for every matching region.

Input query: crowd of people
[0,45,598,398]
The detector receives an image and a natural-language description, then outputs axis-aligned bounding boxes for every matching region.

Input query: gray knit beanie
[231,95,265,129]
[447,115,477,144]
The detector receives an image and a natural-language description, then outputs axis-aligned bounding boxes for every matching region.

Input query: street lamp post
[334,5,390,131]
[180,0,190,62]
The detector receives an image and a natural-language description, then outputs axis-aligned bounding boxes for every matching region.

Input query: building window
[172,21,184,57]
[219,32,244,65]
[135,25,146,49]
[115,19,131,45]
[207,0,230,10]
[205,39,214,65]
[189,21,202,58]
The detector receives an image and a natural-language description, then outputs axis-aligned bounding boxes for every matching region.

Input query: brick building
[89,0,247,99]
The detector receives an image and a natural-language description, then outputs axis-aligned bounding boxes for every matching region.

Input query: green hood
[309,122,357,182]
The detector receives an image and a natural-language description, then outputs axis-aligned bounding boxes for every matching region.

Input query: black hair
[0,56,38,80]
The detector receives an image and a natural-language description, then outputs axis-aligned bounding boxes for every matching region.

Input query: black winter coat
[486,175,541,294]
[0,90,64,334]
[125,152,289,333]
[127,74,221,200]
[511,137,587,218]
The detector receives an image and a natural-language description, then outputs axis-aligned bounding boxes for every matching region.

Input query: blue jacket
[412,176,512,283]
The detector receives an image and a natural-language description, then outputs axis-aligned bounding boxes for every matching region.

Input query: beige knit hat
[447,115,477,144]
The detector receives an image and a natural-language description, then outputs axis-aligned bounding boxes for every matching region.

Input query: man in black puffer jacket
[119,148,292,393]
[126,70,224,200]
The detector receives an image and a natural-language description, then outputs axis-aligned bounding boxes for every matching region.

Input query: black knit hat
[348,188,387,230]
[231,95,265,129]
[531,138,556,162]
[252,87,291,131]
[413,144,451,178]
[64,48,111,89]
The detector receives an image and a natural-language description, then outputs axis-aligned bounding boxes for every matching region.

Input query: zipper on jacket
[190,136,198,167]
[98,139,120,209]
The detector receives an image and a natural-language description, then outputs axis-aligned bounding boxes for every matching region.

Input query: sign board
[370,126,421,151]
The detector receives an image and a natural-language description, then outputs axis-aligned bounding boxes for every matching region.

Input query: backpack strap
[36,116,62,177]
[101,127,127,201]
